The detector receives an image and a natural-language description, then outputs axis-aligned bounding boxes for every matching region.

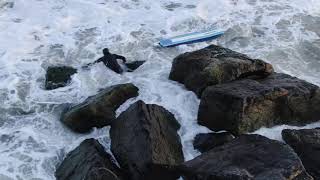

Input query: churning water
[0,0,319,179]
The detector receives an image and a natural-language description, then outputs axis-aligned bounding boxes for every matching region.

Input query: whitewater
[0,0,320,179]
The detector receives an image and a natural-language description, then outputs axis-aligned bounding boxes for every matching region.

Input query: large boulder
[179,134,313,180]
[193,132,234,153]
[282,128,320,179]
[169,45,273,96]
[61,83,139,133]
[110,100,184,180]
[55,138,125,180]
[45,66,77,90]
[198,73,320,135]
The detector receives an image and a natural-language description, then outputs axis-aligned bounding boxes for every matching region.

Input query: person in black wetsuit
[85,48,126,74]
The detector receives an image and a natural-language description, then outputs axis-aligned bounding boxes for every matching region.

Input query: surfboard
[159,29,224,47]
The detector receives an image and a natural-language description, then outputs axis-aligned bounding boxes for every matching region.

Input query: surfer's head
[103,48,110,55]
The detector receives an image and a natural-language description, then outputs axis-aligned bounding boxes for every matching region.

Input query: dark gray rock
[125,61,145,71]
[61,83,139,133]
[169,45,273,96]
[45,66,77,90]
[282,128,320,179]
[55,138,125,180]
[110,100,184,180]
[193,132,234,153]
[198,73,320,135]
[179,134,313,180]
[0,2,14,10]
[259,73,320,122]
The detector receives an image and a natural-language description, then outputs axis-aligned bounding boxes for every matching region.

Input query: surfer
[84,48,126,74]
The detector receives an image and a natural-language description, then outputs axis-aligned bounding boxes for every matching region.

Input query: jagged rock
[198,73,320,135]
[179,134,313,180]
[110,100,184,180]
[193,132,234,153]
[61,83,139,133]
[55,139,125,180]
[169,45,273,96]
[125,61,145,71]
[45,66,77,90]
[282,128,320,179]
[0,1,14,10]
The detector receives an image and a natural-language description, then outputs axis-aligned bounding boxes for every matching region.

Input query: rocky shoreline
[52,45,320,180]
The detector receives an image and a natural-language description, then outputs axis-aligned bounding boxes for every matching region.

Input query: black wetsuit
[86,49,126,74]
[95,53,126,74]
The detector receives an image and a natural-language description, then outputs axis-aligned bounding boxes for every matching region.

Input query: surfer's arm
[115,55,126,62]
[82,57,103,69]
[88,57,103,65]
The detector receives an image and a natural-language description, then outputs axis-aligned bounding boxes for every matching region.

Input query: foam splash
[0,0,319,179]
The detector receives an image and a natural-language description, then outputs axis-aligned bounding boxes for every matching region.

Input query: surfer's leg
[106,60,123,74]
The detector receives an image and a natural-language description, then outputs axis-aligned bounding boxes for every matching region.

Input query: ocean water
[0,0,319,179]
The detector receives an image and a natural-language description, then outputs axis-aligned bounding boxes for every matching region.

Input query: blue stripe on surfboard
[159,31,224,47]
[162,34,223,47]
[160,33,224,47]
[159,30,224,47]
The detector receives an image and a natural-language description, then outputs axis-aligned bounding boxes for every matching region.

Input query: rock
[169,45,273,96]
[282,128,320,179]
[110,100,184,180]
[55,138,124,180]
[125,61,145,71]
[198,73,320,135]
[259,74,320,122]
[61,83,139,133]
[179,134,313,180]
[0,174,13,180]
[45,66,77,90]
[0,2,14,10]
[193,132,234,153]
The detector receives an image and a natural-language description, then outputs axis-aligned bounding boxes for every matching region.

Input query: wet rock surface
[110,100,184,180]
[45,66,77,90]
[169,45,273,96]
[125,61,145,71]
[55,139,124,180]
[198,73,320,135]
[282,128,320,179]
[61,83,139,133]
[193,132,235,153]
[179,134,313,180]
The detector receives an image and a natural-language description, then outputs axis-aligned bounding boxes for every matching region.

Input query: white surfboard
[159,29,224,47]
